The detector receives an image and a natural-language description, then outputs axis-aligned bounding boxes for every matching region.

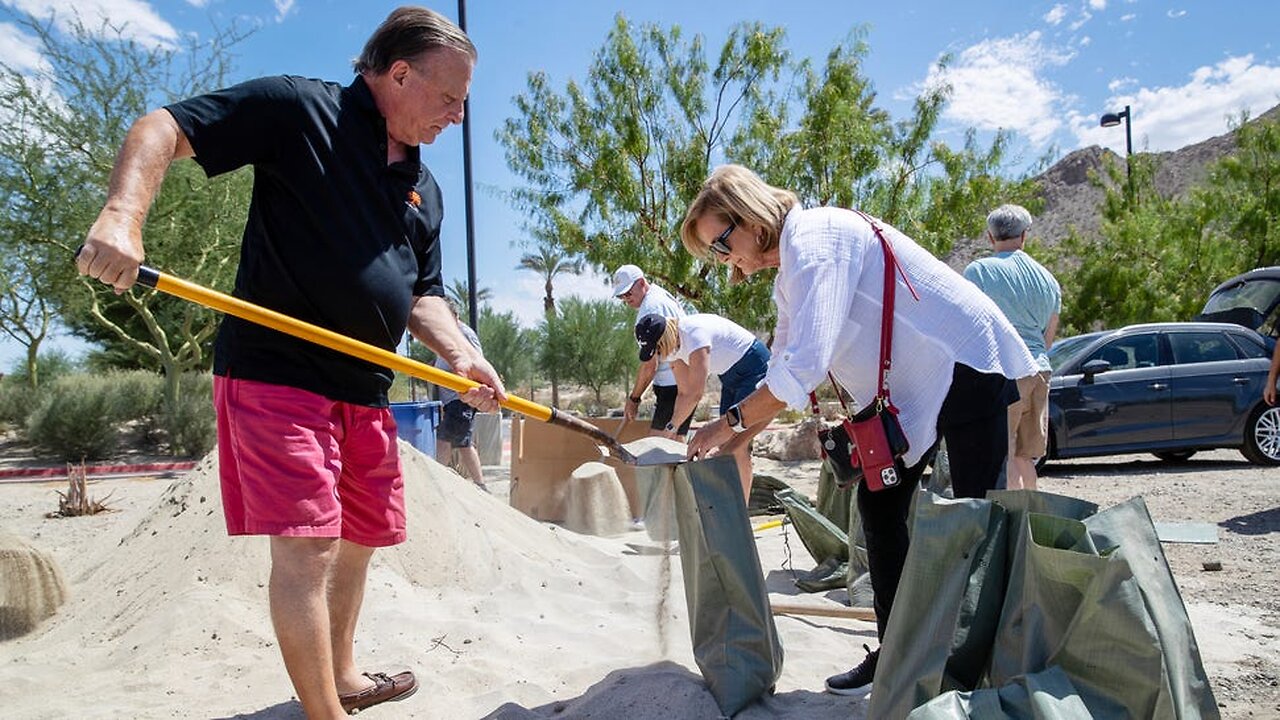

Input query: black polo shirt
[165,75,444,406]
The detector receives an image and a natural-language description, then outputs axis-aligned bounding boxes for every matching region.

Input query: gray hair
[353,6,476,75]
[986,204,1033,241]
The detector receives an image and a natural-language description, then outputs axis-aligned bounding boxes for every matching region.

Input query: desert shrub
[0,380,39,428]
[107,370,164,421]
[25,375,124,460]
[163,372,215,457]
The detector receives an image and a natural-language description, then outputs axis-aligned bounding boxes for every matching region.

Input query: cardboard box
[510,416,651,522]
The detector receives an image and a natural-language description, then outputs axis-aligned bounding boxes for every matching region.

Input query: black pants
[856,363,1015,640]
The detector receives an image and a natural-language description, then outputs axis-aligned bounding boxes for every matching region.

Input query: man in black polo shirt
[76,7,503,717]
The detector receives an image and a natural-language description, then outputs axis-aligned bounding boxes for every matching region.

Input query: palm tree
[446,278,493,314]
[517,242,585,405]
[517,242,585,315]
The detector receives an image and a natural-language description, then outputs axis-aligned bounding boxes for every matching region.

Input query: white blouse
[764,206,1038,465]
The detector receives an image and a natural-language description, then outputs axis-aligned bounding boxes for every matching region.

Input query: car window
[1227,332,1270,359]
[1201,278,1280,315]
[1084,334,1160,370]
[1169,332,1239,365]
[1047,333,1102,371]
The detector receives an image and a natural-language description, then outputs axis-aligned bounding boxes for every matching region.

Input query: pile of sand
[0,444,876,719]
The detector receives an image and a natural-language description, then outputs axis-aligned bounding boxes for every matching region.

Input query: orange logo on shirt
[407,190,421,208]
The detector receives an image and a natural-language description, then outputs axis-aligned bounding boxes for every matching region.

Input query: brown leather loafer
[339,671,419,715]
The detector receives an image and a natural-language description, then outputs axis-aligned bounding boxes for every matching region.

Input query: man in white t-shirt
[612,264,690,436]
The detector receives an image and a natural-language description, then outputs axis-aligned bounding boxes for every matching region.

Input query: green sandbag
[668,455,784,716]
[794,556,849,593]
[815,461,853,530]
[868,493,1011,719]
[989,497,1218,718]
[907,665,1092,719]
[775,487,847,566]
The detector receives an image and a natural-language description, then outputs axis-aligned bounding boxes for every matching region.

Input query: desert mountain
[945,102,1280,270]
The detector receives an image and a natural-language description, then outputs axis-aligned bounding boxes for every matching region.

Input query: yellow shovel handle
[137,266,553,422]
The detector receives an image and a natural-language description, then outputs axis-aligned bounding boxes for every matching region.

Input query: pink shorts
[214,376,406,547]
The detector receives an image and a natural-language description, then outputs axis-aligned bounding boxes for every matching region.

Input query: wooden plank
[770,601,876,622]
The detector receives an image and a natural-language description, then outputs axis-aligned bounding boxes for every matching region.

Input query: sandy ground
[0,439,1276,719]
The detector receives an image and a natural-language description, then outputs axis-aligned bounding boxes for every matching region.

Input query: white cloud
[0,21,48,73]
[488,266,615,329]
[1044,4,1068,25]
[273,0,295,23]
[1072,55,1280,154]
[1069,10,1093,31]
[184,0,208,6]
[4,0,178,47]
[922,31,1074,146]
[1120,13,1136,21]
[1108,76,1137,93]
[1079,35,1092,47]
[1088,0,1107,10]
[1167,9,1187,19]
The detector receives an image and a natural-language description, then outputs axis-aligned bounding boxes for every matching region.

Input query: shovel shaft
[136,266,554,423]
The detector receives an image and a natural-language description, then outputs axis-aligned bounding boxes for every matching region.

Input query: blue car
[1043,322,1280,467]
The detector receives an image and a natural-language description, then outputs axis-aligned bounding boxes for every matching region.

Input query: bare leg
[1011,455,1038,491]
[435,439,453,469]
[458,445,484,485]
[269,536,347,719]
[329,539,376,696]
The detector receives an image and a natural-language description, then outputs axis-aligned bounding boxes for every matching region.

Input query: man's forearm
[408,296,476,367]
[103,109,192,225]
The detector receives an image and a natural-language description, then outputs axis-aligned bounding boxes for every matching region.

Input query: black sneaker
[824,644,879,695]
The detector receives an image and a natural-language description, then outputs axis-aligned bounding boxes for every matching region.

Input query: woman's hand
[686,417,732,461]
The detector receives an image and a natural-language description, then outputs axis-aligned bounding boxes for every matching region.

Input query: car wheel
[1241,403,1280,465]
[1152,450,1197,463]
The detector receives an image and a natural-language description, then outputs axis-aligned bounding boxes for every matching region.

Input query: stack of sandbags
[562,462,630,536]
[0,529,67,640]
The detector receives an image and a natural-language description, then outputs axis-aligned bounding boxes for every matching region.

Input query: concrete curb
[0,461,196,483]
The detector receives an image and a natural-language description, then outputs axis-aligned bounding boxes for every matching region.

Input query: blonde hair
[656,317,681,359]
[680,164,800,284]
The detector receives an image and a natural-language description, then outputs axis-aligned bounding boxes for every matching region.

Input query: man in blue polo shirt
[964,204,1061,492]
[77,7,504,717]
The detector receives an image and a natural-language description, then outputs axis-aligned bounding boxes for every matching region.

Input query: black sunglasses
[709,221,736,257]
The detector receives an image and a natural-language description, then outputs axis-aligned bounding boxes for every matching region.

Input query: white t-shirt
[668,313,758,376]
[636,284,687,386]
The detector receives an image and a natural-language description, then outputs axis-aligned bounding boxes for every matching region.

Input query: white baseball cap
[611,264,645,296]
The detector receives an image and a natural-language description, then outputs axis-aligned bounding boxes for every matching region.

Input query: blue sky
[2,0,1278,370]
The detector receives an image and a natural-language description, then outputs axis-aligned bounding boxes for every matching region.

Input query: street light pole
[1100,104,1133,199]
[457,0,478,329]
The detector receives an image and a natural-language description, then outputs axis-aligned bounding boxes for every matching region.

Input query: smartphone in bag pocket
[846,401,910,492]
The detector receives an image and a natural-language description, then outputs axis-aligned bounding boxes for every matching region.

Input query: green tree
[538,298,636,414]
[445,278,493,313]
[478,306,536,398]
[517,240,585,315]
[499,17,1039,333]
[0,13,252,451]
[1054,113,1280,333]
[516,239,585,406]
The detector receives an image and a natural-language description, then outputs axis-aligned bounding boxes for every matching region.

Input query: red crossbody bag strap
[852,210,919,406]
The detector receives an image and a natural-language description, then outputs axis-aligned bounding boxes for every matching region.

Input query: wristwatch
[664,422,677,433]
[629,394,643,404]
[725,405,747,433]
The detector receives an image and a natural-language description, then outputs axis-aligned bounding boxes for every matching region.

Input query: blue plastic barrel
[389,400,442,459]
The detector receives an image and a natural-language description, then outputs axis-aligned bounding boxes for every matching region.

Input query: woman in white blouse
[635,311,769,500]
[679,164,1037,695]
